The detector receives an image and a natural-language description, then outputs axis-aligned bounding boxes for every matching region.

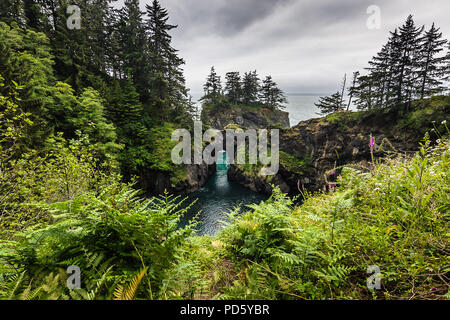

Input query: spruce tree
[353,75,376,110]
[393,15,424,107]
[224,71,242,104]
[49,1,82,89]
[347,71,359,110]
[242,70,260,105]
[260,75,287,109]
[444,44,450,94]
[315,92,345,115]
[105,8,123,79]
[84,0,111,75]
[23,0,46,30]
[366,42,393,108]
[118,0,147,99]
[146,0,189,119]
[417,23,447,99]
[0,0,24,26]
[384,31,403,108]
[202,66,222,104]
[107,77,144,126]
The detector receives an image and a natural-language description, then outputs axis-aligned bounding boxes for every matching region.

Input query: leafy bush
[0,181,197,300]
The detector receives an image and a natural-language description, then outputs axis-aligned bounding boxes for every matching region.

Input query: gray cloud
[160,0,293,37]
[117,0,450,94]
[210,0,293,36]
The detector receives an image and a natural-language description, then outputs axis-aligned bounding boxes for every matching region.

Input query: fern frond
[7,271,27,299]
[113,267,148,300]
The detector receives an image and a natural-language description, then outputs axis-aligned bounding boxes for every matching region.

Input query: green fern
[113,267,149,300]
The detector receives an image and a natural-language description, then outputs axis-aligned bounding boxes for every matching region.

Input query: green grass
[398,96,450,137]
[279,151,312,175]
[321,109,365,125]
[320,96,449,136]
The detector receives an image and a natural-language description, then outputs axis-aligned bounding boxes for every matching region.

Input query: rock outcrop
[139,163,216,195]
[202,105,290,130]
[228,104,447,194]
[227,165,293,195]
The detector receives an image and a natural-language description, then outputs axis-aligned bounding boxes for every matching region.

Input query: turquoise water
[182,95,323,235]
[180,152,268,235]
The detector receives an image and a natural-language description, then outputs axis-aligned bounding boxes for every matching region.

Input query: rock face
[228,109,429,194]
[227,165,292,195]
[279,110,420,189]
[139,163,216,195]
[202,105,290,130]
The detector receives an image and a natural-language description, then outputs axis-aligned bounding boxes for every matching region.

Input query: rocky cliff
[139,163,216,195]
[227,97,449,194]
[142,97,447,196]
[202,104,290,130]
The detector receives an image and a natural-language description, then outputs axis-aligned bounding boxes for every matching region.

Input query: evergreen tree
[352,75,376,110]
[315,92,346,115]
[366,42,392,108]
[384,30,405,108]
[44,1,105,93]
[23,0,46,30]
[224,71,242,104]
[117,0,147,99]
[445,44,450,94]
[104,8,120,78]
[0,0,24,26]
[349,17,450,110]
[146,0,189,120]
[392,15,424,107]
[107,77,144,126]
[242,70,260,105]
[84,0,111,75]
[202,66,222,104]
[417,23,447,99]
[347,71,359,110]
[259,75,287,109]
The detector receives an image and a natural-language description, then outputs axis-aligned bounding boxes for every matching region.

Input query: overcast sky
[116,0,450,94]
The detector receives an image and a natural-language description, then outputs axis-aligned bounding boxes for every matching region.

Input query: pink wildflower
[369,136,376,150]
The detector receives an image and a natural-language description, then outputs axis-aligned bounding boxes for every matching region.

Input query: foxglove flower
[369,136,376,150]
